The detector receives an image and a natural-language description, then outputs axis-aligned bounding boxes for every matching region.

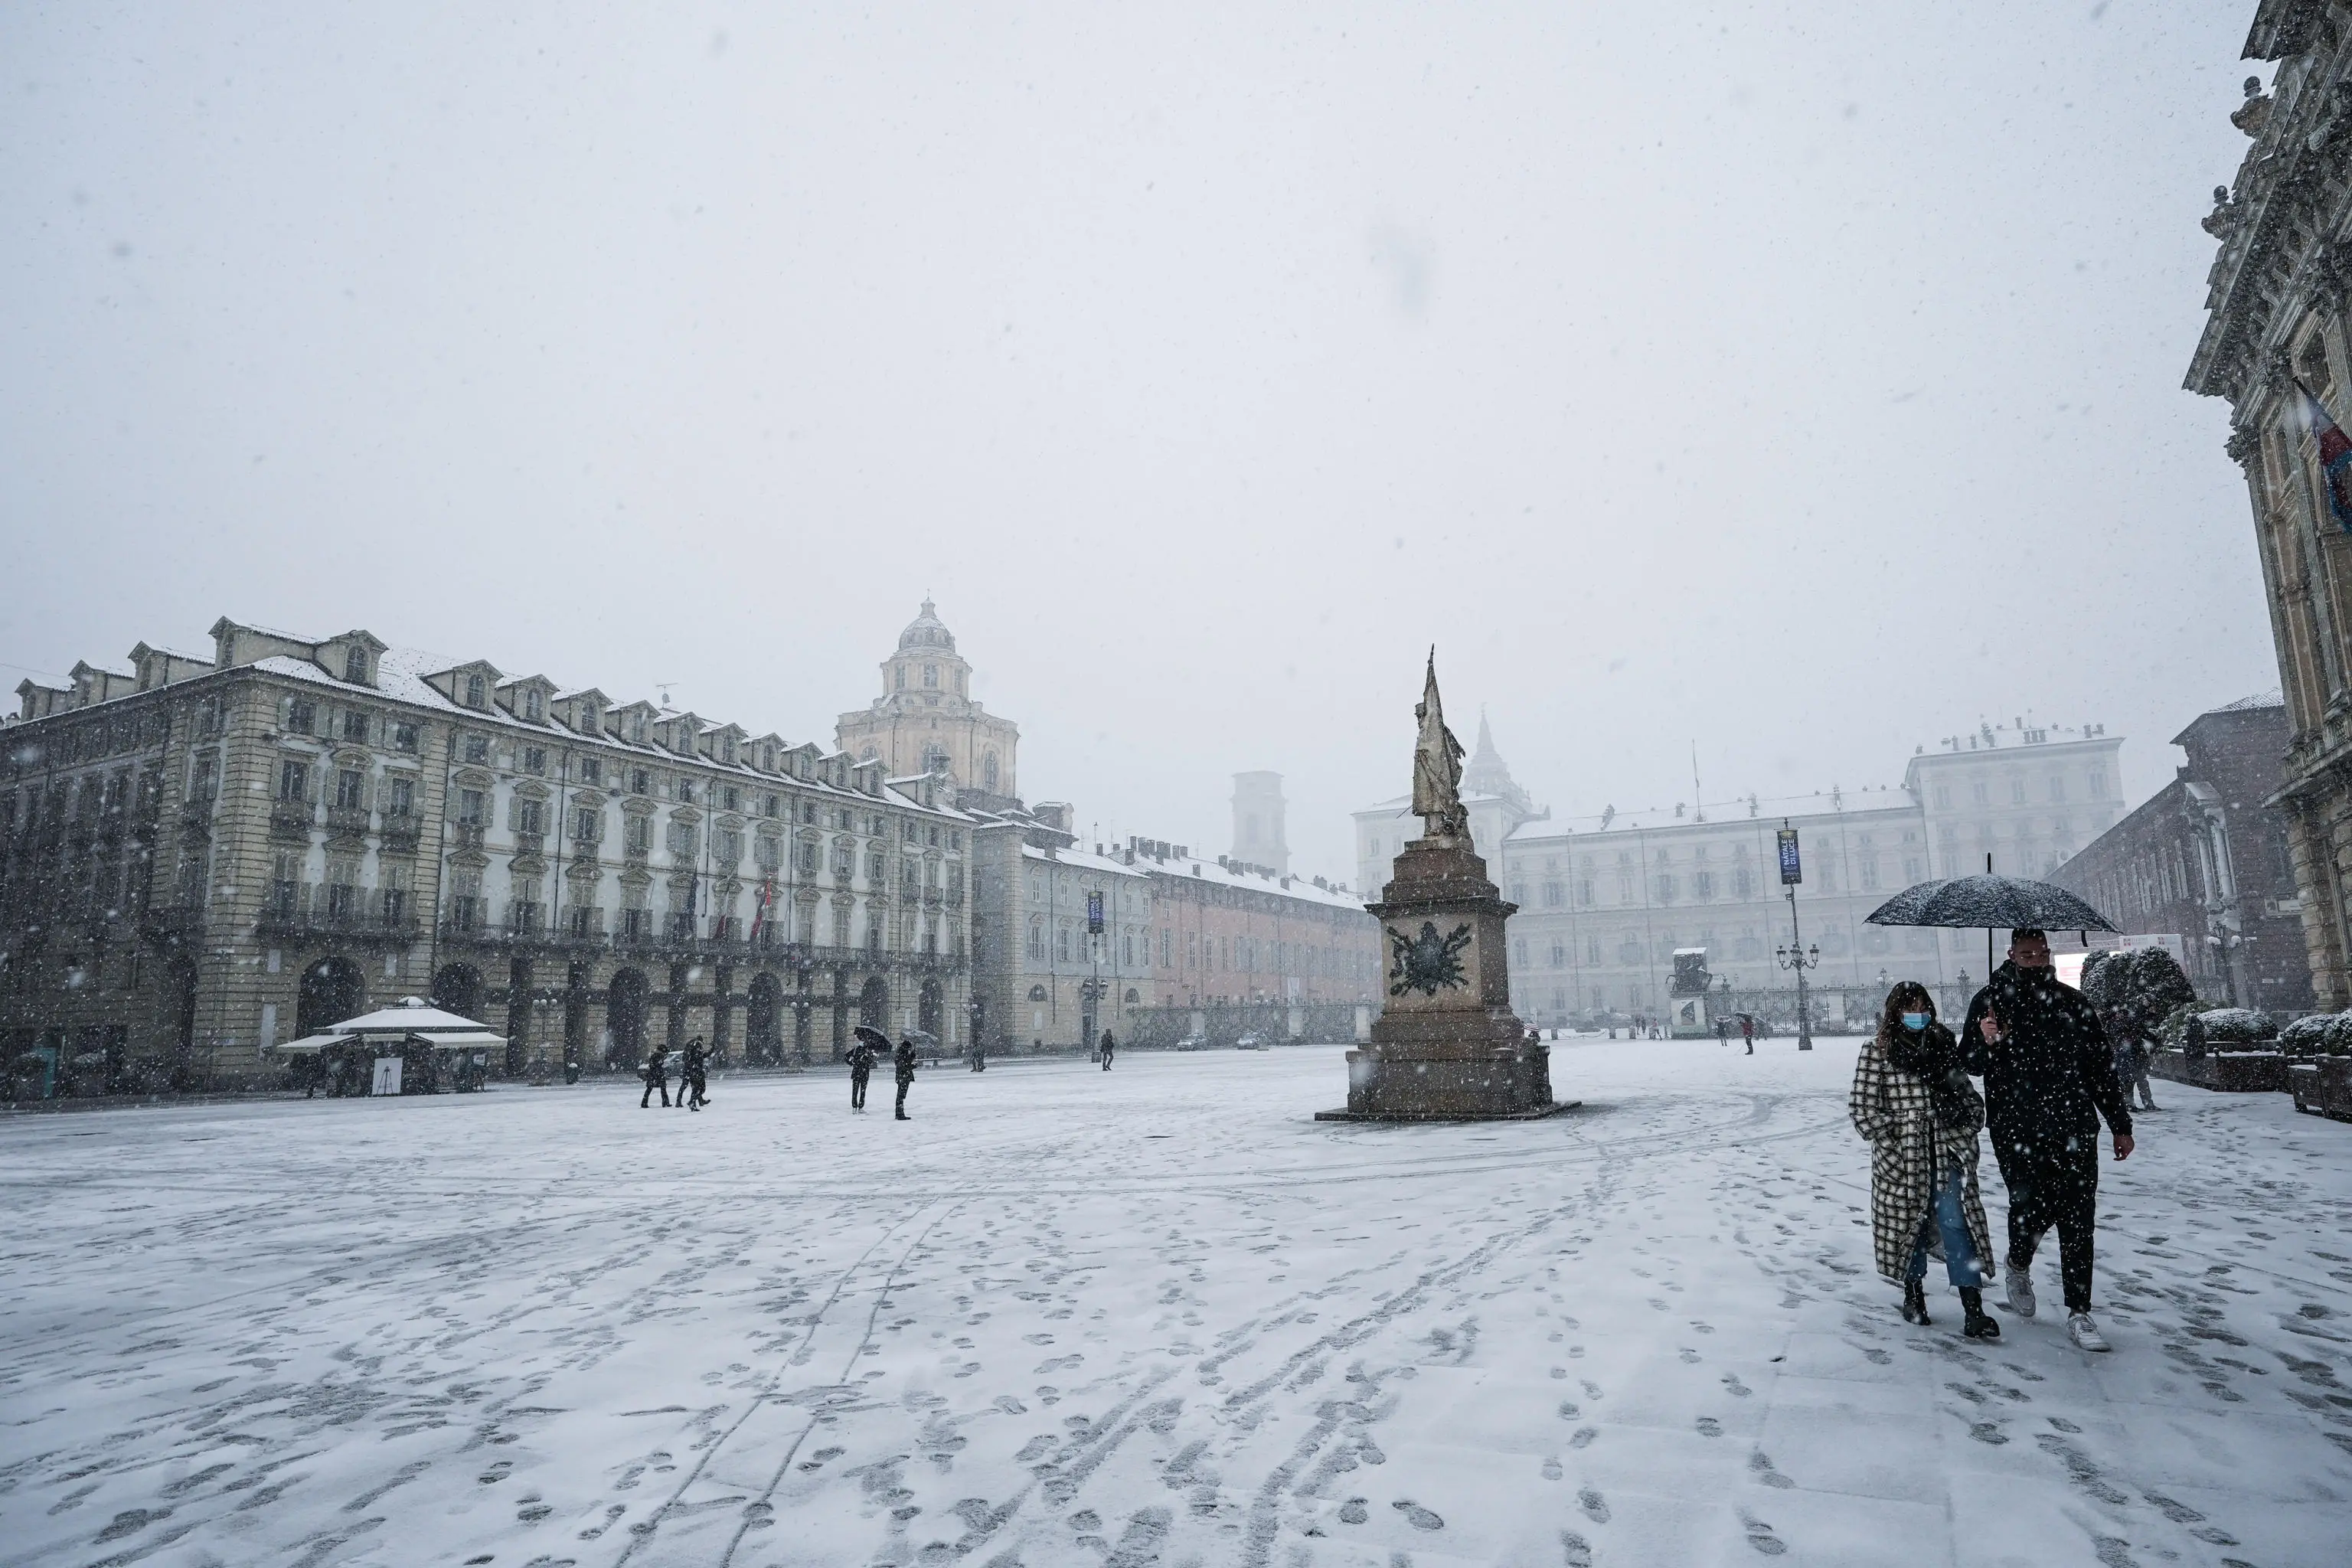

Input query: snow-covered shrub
[2278,1014,2337,1057]
[2197,1007,2277,1045]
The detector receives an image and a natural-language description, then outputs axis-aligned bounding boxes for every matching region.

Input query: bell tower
[1230,771,1289,875]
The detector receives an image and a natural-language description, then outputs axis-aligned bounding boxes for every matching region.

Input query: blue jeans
[1904,1164,1984,1289]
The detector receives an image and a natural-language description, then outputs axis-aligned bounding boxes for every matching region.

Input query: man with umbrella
[848,1025,886,1113]
[1962,927,2135,1352]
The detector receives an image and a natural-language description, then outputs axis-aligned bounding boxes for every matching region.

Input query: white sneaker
[2004,1263,2037,1320]
[2068,1312,2112,1353]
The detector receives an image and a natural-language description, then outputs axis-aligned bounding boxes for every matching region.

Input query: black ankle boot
[1901,1279,1931,1325]
[1960,1287,2001,1341]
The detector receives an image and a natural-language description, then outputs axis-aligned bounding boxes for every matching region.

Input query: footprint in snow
[1541,1457,1563,1480]
[1678,1348,1701,1364]
[1577,1488,1610,1524]
[1339,1498,1370,1524]
[1697,1416,1723,1437]
[1747,1451,1795,1489]
[1722,1375,1751,1397]
[1580,1380,1602,1400]
[1739,1508,1788,1555]
[1569,1427,1597,1450]
[1393,1499,1444,1530]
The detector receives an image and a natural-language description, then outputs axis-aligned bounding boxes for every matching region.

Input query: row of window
[1929,768,2107,811]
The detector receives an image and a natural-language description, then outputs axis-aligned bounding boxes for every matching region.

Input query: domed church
[835,599,1022,812]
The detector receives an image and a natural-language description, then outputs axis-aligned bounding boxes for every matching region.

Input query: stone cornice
[2186,23,2352,403]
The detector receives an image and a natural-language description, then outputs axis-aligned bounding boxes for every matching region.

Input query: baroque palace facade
[2187,1,2352,1008]
[2,612,975,1093]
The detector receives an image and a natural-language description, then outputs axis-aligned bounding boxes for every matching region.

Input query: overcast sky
[0,2,2279,880]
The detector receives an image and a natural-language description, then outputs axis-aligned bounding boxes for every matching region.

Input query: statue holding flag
[1411,649,1471,843]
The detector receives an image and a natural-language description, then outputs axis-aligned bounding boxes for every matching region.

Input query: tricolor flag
[2298,381,2352,532]
[749,876,775,941]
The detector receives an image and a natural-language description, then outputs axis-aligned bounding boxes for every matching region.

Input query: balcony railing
[259,903,421,946]
[452,823,485,851]
[511,831,544,859]
[269,800,314,841]
[325,805,372,838]
[381,813,422,854]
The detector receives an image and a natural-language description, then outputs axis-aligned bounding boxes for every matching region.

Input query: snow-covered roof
[1504,795,1918,843]
[1021,843,1149,880]
[2210,690,2285,713]
[1132,852,1366,912]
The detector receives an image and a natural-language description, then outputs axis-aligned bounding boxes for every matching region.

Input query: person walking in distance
[1963,929,2135,1352]
[2112,1019,2158,1113]
[1099,1029,1116,1070]
[893,1034,919,1120]
[676,1035,709,1112]
[847,1035,876,1112]
[1740,1014,1756,1055]
[640,1042,671,1109]
[1851,982,2000,1340]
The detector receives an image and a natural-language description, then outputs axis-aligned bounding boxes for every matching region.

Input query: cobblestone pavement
[1,1038,2345,1568]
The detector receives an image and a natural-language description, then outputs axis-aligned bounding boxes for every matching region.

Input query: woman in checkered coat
[1849,981,2001,1341]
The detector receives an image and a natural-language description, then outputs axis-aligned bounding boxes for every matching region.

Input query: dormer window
[343,647,368,683]
[580,703,600,734]
[895,665,907,691]
[923,665,938,688]
[724,737,738,765]
[524,689,544,722]
[630,711,647,743]
[465,674,486,709]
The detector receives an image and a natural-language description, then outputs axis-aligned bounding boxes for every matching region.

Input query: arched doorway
[430,963,485,1024]
[858,975,890,1032]
[746,972,782,1065]
[296,956,366,1040]
[918,978,944,1040]
[608,969,649,1068]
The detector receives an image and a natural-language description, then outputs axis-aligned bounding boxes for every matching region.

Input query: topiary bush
[2195,1007,2277,1045]
[2279,1014,2337,1057]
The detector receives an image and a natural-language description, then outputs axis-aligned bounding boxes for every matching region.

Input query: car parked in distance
[1234,1032,1268,1050]
[1174,1034,1210,1051]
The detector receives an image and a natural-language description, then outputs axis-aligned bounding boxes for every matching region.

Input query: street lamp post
[1772,819,1818,1050]
[1775,902,1821,1051]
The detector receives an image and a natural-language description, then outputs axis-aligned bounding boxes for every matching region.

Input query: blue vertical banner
[1086,890,1105,934]
[1777,827,1803,886]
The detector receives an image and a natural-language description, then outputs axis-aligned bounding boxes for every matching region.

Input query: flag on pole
[749,877,773,941]
[2298,381,2352,531]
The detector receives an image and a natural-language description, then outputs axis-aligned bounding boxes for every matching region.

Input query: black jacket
[1961,960,2132,1157]
[893,1040,918,1082]
[681,1044,708,1080]
[848,1043,877,1076]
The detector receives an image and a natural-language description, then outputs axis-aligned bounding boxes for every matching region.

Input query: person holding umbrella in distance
[849,1024,887,1113]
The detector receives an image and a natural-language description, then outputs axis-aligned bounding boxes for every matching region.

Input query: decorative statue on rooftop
[1411,649,1470,842]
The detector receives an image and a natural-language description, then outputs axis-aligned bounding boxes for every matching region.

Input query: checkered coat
[1848,1024,1992,1285]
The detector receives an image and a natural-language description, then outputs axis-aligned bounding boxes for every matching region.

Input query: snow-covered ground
[3,1038,2347,1568]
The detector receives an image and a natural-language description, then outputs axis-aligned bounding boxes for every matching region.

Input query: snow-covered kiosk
[270,996,506,1095]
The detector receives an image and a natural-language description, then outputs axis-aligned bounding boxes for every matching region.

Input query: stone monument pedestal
[1316,832,1571,1122]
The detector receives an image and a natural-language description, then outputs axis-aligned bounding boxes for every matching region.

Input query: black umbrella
[1864,867,2117,984]
[1864,875,2115,935]
[852,1024,891,1050]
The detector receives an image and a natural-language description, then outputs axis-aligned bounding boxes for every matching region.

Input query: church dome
[896,598,957,654]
